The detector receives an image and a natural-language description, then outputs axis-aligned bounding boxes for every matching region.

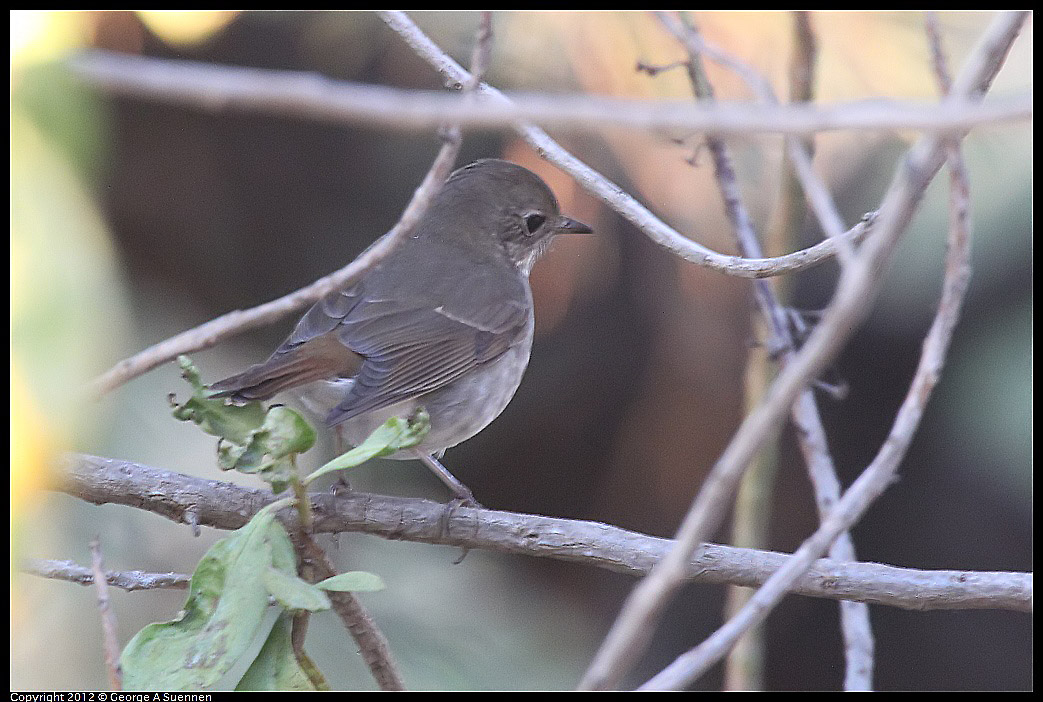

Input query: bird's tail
[208,351,340,402]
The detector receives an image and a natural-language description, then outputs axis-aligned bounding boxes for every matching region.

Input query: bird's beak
[557,216,593,234]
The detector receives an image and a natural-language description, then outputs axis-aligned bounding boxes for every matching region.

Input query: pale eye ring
[524,213,546,235]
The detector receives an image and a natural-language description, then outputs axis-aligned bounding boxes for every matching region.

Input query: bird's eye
[524,213,546,235]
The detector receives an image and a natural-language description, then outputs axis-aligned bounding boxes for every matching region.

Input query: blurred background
[10,10,1031,691]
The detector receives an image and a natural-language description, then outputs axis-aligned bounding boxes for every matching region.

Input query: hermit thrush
[209,159,592,502]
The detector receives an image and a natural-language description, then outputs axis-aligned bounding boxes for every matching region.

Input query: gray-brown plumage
[209,159,591,471]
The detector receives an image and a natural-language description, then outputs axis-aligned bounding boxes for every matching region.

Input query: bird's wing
[283,281,530,426]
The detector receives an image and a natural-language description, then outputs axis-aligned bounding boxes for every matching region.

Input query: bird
[208,158,592,503]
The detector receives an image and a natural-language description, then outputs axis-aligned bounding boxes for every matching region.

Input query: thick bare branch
[54,454,1032,614]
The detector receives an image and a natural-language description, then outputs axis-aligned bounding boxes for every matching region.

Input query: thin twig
[379,10,877,280]
[22,559,191,591]
[792,391,876,691]
[87,147,459,397]
[655,13,810,690]
[646,10,873,692]
[580,10,1028,690]
[54,453,1033,614]
[679,10,875,691]
[724,342,777,691]
[658,12,854,262]
[635,12,1022,691]
[291,611,330,691]
[89,538,124,691]
[793,9,878,691]
[724,10,815,689]
[657,11,793,355]
[690,11,865,692]
[291,556,331,691]
[926,12,955,96]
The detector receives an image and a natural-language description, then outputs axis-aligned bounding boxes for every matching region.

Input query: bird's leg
[330,425,354,496]
[413,449,479,564]
[413,449,480,507]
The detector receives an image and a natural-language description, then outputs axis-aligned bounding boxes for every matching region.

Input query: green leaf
[315,571,386,593]
[304,409,431,486]
[261,405,317,458]
[262,567,331,612]
[264,507,298,576]
[171,356,267,445]
[120,509,297,690]
[171,356,316,493]
[235,613,324,691]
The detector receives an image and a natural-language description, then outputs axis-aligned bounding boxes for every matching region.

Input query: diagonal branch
[580,10,1029,691]
[85,16,490,400]
[654,10,875,691]
[86,146,457,398]
[634,11,1026,691]
[297,532,405,691]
